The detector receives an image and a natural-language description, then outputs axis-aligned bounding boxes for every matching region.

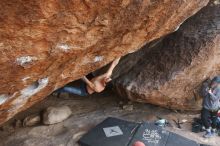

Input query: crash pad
[128,123,170,146]
[79,117,205,146]
[78,117,139,146]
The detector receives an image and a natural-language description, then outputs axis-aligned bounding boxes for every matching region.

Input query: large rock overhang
[0,0,209,125]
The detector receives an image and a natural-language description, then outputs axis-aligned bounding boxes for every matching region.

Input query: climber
[55,57,121,96]
[201,76,220,138]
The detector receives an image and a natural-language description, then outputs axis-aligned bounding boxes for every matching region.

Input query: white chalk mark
[56,43,70,52]
[20,78,48,98]
[94,56,104,62]
[0,94,9,105]
[22,76,31,82]
[13,77,49,106]
[16,56,37,66]
[0,93,16,105]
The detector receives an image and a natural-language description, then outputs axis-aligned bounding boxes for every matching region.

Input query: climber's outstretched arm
[105,57,121,77]
[82,76,95,89]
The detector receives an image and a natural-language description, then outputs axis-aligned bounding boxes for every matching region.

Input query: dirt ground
[0,89,219,146]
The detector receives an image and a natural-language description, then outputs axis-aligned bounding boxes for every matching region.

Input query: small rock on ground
[23,114,41,127]
[43,106,72,125]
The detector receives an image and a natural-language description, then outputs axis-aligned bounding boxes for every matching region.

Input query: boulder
[43,106,72,125]
[0,0,208,125]
[114,1,220,111]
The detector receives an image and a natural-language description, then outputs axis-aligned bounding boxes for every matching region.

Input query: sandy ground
[0,89,219,146]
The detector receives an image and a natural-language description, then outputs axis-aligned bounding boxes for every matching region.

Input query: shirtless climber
[56,57,121,96]
[201,76,220,138]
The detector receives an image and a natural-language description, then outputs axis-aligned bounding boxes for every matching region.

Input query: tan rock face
[114,1,220,111]
[0,0,208,125]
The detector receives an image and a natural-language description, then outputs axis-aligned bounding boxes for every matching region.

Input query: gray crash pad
[79,117,205,146]
[78,117,139,146]
[128,123,170,146]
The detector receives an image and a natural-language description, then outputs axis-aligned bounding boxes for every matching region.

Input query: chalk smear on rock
[0,94,9,105]
[56,43,71,52]
[12,78,49,108]
[16,56,37,66]
[94,56,104,62]
[0,93,16,105]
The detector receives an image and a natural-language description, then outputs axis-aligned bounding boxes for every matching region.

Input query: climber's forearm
[82,76,95,89]
[105,57,121,77]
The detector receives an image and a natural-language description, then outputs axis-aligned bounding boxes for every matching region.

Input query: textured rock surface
[0,0,208,125]
[114,1,220,111]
